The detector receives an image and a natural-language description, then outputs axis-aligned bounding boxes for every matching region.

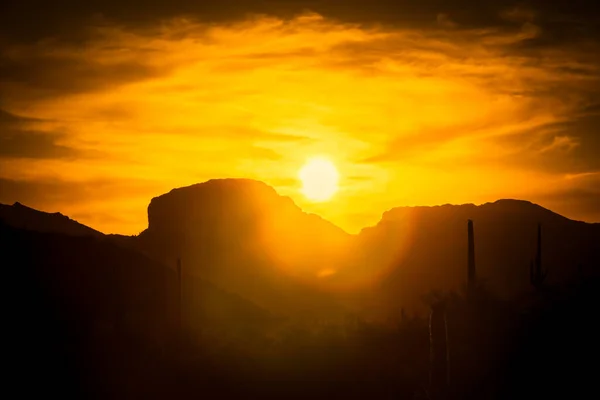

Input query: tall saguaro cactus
[530,223,547,289]
[429,301,450,399]
[467,219,476,298]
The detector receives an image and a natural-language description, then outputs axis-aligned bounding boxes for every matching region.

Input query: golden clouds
[0,12,598,233]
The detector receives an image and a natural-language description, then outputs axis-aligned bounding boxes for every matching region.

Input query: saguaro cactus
[429,301,450,398]
[467,219,476,297]
[530,223,547,289]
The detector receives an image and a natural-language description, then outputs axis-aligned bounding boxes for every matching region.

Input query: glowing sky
[1,2,599,234]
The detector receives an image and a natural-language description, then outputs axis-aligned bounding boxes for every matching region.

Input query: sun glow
[1,12,595,235]
[298,157,339,202]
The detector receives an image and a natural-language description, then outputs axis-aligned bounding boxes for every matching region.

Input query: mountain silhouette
[4,180,599,322]
[340,199,600,317]
[0,201,103,237]
[133,178,350,319]
[4,179,600,398]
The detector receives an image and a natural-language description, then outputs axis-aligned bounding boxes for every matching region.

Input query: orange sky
[1,11,599,234]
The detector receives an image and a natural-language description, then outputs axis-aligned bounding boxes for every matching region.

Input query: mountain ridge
[2,178,599,319]
[2,180,597,237]
[0,201,104,237]
[371,198,592,227]
[144,178,349,236]
[135,178,351,319]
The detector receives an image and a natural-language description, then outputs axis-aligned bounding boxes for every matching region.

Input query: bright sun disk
[298,157,339,202]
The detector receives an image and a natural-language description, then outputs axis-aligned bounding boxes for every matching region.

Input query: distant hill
[334,199,600,317]
[0,201,103,237]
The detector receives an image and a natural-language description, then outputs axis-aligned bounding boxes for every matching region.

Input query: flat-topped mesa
[146,179,275,231]
[134,178,351,317]
[144,178,345,236]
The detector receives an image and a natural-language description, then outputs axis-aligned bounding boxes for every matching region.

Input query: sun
[298,156,339,202]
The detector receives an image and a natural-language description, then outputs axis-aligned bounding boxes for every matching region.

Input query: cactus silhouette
[467,219,476,299]
[429,300,450,399]
[530,223,547,289]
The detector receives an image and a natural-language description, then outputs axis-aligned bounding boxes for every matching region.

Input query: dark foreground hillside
[3,218,600,399]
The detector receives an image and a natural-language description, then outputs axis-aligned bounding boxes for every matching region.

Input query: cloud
[0,36,171,101]
[0,177,163,233]
[0,109,82,159]
[0,6,599,233]
[0,177,157,207]
[0,54,165,97]
[436,13,458,29]
[485,109,600,175]
[500,5,537,23]
[533,172,600,223]
[2,1,599,52]
[538,135,579,153]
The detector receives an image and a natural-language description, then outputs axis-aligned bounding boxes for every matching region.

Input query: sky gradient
[1,1,599,234]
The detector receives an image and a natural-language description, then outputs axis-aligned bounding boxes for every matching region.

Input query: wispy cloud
[0,10,598,232]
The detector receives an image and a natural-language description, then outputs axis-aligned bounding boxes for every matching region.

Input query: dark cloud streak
[0,176,157,207]
[0,109,81,159]
[1,1,599,44]
[0,56,164,96]
[534,172,600,222]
